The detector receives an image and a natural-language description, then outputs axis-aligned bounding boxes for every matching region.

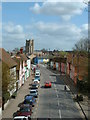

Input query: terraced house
[12,48,31,90]
[67,52,88,85]
[0,48,17,110]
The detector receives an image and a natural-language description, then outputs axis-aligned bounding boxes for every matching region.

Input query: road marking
[58,101,59,106]
[55,89,57,93]
[49,76,51,79]
[59,109,61,118]
[57,94,58,98]
[54,84,56,87]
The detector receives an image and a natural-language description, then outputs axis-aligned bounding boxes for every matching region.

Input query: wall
[0,98,2,120]
[9,67,17,96]
[70,65,75,80]
[19,61,23,88]
[38,58,43,64]
[50,61,53,69]
[0,107,2,120]
[61,63,65,73]
[56,62,58,70]
[27,59,31,78]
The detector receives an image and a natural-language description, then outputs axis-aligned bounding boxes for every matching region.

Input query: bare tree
[73,38,89,52]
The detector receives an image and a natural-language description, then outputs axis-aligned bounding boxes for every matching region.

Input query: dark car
[35,76,40,81]
[13,104,32,118]
[31,84,39,89]
[24,95,36,107]
[30,90,38,98]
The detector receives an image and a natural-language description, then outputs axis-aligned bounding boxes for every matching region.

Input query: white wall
[0,107,2,120]
[56,62,58,70]
[10,67,16,80]
[9,67,17,96]
[27,59,31,69]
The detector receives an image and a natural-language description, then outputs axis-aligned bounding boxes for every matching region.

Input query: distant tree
[13,47,20,53]
[73,38,89,53]
[41,48,47,54]
[59,51,67,57]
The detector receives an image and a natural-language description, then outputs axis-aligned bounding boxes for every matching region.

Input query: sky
[1,0,88,51]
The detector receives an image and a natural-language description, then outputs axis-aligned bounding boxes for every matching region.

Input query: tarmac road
[32,64,83,119]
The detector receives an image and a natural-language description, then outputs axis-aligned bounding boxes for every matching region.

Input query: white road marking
[55,89,57,93]
[54,84,56,87]
[57,94,58,98]
[49,76,51,79]
[58,101,59,106]
[59,109,62,118]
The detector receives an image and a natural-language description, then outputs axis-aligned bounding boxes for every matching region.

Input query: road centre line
[55,89,57,93]
[59,109,62,119]
[57,94,58,98]
[49,76,51,79]
[58,100,59,106]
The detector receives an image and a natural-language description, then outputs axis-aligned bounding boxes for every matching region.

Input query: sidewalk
[60,74,89,120]
[2,75,33,119]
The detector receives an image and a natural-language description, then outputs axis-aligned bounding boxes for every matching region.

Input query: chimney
[20,47,23,54]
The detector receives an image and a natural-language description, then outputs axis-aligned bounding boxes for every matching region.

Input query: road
[2,64,84,120]
[32,64,83,119]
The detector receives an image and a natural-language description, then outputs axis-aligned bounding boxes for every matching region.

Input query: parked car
[33,79,40,84]
[31,84,39,89]
[35,71,40,76]
[24,95,36,107]
[44,81,52,88]
[13,116,31,120]
[13,104,32,118]
[35,69,40,75]
[30,89,38,98]
[35,75,40,81]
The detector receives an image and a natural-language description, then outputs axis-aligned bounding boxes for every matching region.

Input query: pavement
[59,74,89,120]
[2,73,34,119]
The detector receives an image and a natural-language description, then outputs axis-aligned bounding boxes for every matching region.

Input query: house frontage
[0,48,17,110]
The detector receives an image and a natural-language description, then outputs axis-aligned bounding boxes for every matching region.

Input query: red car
[44,81,51,88]
[13,104,32,118]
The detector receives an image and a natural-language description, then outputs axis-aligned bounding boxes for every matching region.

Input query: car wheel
[32,104,34,107]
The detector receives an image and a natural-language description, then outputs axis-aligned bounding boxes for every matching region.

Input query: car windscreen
[30,91,36,93]
[32,84,37,86]
[14,118,27,120]
[36,73,39,76]
[35,76,39,78]
[20,108,30,112]
[14,118,23,120]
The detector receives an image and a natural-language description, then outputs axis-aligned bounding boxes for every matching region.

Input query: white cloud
[30,1,87,20]
[0,5,1,11]
[1,0,88,2]
[3,22,23,34]
[2,22,26,49]
[81,23,88,37]
[35,22,81,38]
[26,21,88,50]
